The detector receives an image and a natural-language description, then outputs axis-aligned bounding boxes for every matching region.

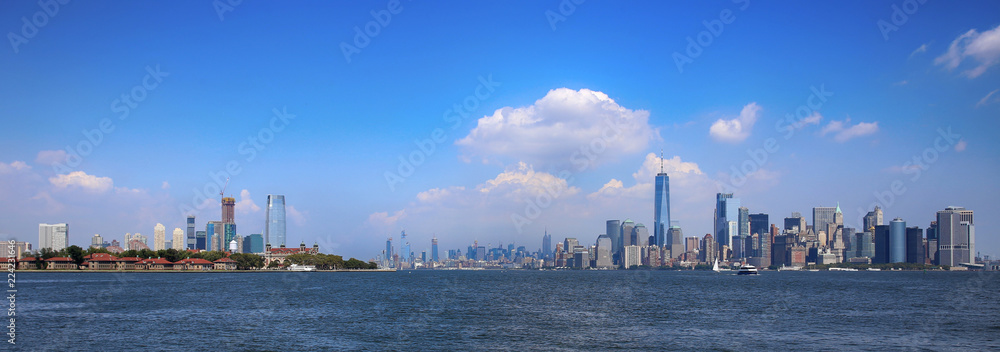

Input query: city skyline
[1,1,999,260]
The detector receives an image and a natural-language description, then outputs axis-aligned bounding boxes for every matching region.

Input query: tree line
[21,246,377,270]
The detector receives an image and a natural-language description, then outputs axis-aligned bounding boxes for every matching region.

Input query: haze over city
[1,1,998,260]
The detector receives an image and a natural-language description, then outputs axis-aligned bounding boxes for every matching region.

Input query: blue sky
[1,0,998,260]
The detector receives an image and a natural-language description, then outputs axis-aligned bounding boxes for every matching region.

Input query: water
[11,270,1000,351]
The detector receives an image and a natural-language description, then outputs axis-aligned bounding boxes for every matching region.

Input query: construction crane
[220,177,230,199]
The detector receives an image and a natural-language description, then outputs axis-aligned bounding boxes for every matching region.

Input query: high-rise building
[153,223,166,251]
[607,220,621,260]
[701,233,716,264]
[905,227,925,264]
[224,223,236,250]
[784,212,806,233]
[632,224,649,247]
[206,221,222,251]
[714,193,740,250]
[654,152,671,248]
[235,235,244,253]
[90,234,103,248]
[749,213,769,238]
[385,236,394,266]
[265,195,286,246]
[400,231,411,263]
[196,231,207,250]
[186,215,196,250]
[595,235,613,268]
[621,219,635,247]
[542,231,552,260]
[222,197,235,224]
[937,206,974,266]
[685,236,699,254]
[889,218,906,263]
[813,206,837,243]
[623,245,642,268]
[864,206,884,231]
[172,228,185,251]
[38,223,68,251]
[668,226,684,259]
[243,233,264,253]
[738,207,750,238]
[855,231,874,259]
[873,225,890,264]
[431,237,439,263]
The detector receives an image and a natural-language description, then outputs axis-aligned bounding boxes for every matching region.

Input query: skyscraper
[91,234,103,249]
[873,225,890,264]
[905,226,925,264]
[633,224,649,247]
[595,235,613,268]
[38,223,68,251]
[784,212,806,233]
[813,206,837,243]
[244,234,264,253]
[206,221,223,251]
[668,226,684,259]
[607,220,621,260]
[154,223,166,251]
[621,219,635,247]
[186,215,196,250]
[864,206,884,231]
[714,193,740,250]
[654,152,671,248]
[431,237,439,263]
[889,218,906,263]
[224,223,236,250]
[196,231,207,250]
[542,231,552,260]
[749,213,769,238]
[400,230,411,263]
[265,195,286,246]
[937,206,974,266]
[172,228,185,251]
[222,197,235,224]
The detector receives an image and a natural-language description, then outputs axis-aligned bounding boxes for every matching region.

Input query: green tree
[230,253,264,270]
[65,245,85,267]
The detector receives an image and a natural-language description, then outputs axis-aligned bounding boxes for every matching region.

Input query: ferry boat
[288,264,317,272]
[737,264,759,275]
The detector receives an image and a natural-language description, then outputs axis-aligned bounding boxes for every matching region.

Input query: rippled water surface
[12,270,1000,351]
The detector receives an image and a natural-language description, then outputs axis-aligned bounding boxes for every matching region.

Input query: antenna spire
[660,149,664,174]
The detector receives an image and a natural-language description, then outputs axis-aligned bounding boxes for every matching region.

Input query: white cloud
[235,189,260,214]
[893,80,909,86]
[709,102,762,143]
[161,181,170,190]
[792,111,823,130]
[910,43,928,58]
[588,153,713,206]
[0,161,31,174]
[976,89,999,107]
[820,118,879,142]
[35,150,68,166]
[935,25,1000,78]
[417,187,465,203]
[49,171,113,193]
[955,139,967,152]
[287,205,307,226]
[479,162,579,200]
[368,209,406,227]
[456,88,657,170]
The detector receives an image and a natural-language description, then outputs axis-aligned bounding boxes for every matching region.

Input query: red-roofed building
[264,243,320,266]
[0,259,14,270]
[136,258,174,270]
[115,257,141,270]
[83,253,119,270]
[213,257,237,270]
[175,258,214,271]
[45,257,77,270]
[18,257,38,270]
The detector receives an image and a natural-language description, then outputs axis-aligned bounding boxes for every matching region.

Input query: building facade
[265,194,286,247]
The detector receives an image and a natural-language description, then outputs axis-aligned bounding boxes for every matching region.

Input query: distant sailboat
[713,258,720,272]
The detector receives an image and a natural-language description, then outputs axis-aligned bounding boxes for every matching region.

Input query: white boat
[866,268,881,272]
[712,258,732,272]
[830,267,858,272]
[737,264,759,275]
[288,264,316,272]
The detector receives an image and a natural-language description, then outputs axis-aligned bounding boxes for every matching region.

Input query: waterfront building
[432,237,439,263]
[864,206,884,231]
[654,153,671,247]
[153,223,166,251]
[186,215,196,250]
[214,257,237,270]
[906,227,925,264]
[45,257,77,270]
[623,245,642,269]
[937,206,974,266]
[265,195,287,246]
[595,235,613,269]
[91,234,104,249]
[607,220,621,261]
[889,218,906,263]
[873,225,890,264]
[38,223,69,251]
[714,193,740,250]
[263,242,320,266]
[244,234,264,253]
[855,231,874,259]
[172,228,185,251]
